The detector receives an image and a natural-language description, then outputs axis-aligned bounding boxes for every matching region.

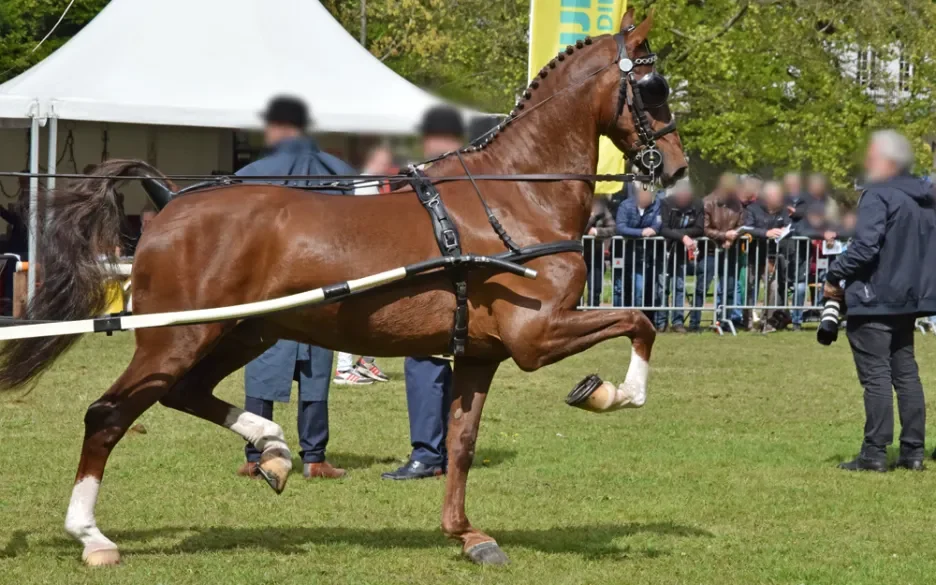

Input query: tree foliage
[0,0,109,82]
[647,0,936,186]
[321,0,529,112]
[2,0,933,186]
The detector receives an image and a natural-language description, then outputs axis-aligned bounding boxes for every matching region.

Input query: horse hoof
[465,541,510,566]
[565,374,615,413]
[257,451,291,494]
[84,547,120,567]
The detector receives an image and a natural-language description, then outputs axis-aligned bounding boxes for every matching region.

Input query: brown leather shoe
[236,461,260,478]
[303,461,347,479]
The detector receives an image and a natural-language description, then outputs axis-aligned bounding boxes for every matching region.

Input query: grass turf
[1,330,935,584]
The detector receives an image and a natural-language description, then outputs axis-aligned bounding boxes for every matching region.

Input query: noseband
[612,27,677,177]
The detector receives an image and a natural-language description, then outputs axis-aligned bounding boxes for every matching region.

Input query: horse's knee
[83,401,121,442]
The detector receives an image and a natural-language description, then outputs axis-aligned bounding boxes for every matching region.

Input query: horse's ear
[626,8,654,48]
[619,7,635,31]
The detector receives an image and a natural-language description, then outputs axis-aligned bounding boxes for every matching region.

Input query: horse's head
[599,9,687,186]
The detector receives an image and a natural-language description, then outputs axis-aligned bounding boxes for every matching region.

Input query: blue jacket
[827,174,936,317]
[616,196,662,237]
[238,136,356,402]
[615,196,662,265]
[236,136,356,190]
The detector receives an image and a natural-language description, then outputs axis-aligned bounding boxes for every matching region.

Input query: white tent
[0,0,450,133]
[0,0,463,301]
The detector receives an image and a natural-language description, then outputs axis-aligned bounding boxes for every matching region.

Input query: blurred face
[740,179,761,203]
[864,140,900,182]
[807,175,827,198]
[783,176,800,196]
[422,134,463,159]
[672,187,693,206]
[807,211,824,228]
[363,147,393,175]
[263,122,301,148]
[762,185,784,210]
[637,186,653,208]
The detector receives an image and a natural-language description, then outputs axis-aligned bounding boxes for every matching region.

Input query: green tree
[0,0,109,82]
[645,0,936,188]
[321,0,528,112]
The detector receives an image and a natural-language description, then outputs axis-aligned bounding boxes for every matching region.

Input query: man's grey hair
[666,177,692,197]
[871,129,914,171]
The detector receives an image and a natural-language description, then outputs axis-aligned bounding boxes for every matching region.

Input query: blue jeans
[404,357,452,467]
[690,251,741,329]
[658,271,687,327]
[584,239,605,306]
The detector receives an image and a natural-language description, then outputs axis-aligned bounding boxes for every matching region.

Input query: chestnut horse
[0,9,686,567]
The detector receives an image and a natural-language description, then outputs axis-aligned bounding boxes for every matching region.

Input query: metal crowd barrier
[579,235,844,335]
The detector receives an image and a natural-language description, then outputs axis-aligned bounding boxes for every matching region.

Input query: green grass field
[2,330,936,584]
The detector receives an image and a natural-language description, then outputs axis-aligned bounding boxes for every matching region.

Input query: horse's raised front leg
[440,358,507,565]
[512,308,656,412]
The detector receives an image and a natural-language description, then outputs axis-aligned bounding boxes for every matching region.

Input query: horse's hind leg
[65,326,220,566]
[158,323,289,492]
[439,358,508,565]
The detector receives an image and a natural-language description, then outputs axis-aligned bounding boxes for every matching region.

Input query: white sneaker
[333,370,374,386]
[355,358,389,382]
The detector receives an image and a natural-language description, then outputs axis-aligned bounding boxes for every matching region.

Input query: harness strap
[410,167,469,356]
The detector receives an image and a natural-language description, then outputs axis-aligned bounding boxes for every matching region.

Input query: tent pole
[46,116,58,224]
[27,116,40,304]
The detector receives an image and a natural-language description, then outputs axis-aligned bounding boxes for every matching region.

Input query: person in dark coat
[382,105,466,481]
[825,130,936,472]
[583,196,616,306]
[657,178,703,332]
[236,96,354,481]
[743,181,792,332]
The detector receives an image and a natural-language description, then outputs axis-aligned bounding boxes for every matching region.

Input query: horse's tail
[0,159,172,391]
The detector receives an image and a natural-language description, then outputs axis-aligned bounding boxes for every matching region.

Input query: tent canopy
[0,0,459,133]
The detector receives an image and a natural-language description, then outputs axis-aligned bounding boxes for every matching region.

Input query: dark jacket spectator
[608,183,632,219]
[659,192,703,259]
[792,173,840,223]
[586,196,616,238]
[827,174,936,316]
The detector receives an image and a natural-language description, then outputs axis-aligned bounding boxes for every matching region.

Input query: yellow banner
[528,0,627,194]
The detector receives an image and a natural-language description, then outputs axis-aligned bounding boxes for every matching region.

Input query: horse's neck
[464,67,603,238]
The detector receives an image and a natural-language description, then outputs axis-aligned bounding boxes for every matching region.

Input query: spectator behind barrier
[690,172,744,330]
[743,181,792,332]
[582,196,616,306]
[658,178,703,332]
[739,174,763,210]
[614,183,662,321]
[793,172,840,224]
[783,171,806,215]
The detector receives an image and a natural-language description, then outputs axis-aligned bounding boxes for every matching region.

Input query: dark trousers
[583,239,605,306]
[404,356,452,467]
[846,315,926,460]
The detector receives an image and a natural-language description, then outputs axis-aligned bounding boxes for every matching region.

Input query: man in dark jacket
[382,105,465,481]
[825,130,936,472]
[743,181,791,332]
[237,96,354,480]
[690,173,743,330]
[658,179,703,332]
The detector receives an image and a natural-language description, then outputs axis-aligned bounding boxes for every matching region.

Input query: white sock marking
[65,477,117,557]
[618,347,649,408]
[224,409,290,457]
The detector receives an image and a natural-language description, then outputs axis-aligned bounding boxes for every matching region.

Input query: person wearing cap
[383,105,465,481]
[235,95,354,481]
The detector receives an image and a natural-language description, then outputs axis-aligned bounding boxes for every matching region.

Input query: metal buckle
[442,229,459,251]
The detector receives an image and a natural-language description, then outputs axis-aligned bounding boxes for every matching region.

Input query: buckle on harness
[442,229,459,251]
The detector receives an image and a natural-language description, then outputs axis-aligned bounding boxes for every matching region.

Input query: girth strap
[411,167,469,356]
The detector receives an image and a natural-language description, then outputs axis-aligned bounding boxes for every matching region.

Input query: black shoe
[894,458,925,471]
[381,459,444,480]
[837,456,888,473]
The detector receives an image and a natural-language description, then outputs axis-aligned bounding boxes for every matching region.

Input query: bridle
[612,26,677,178]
